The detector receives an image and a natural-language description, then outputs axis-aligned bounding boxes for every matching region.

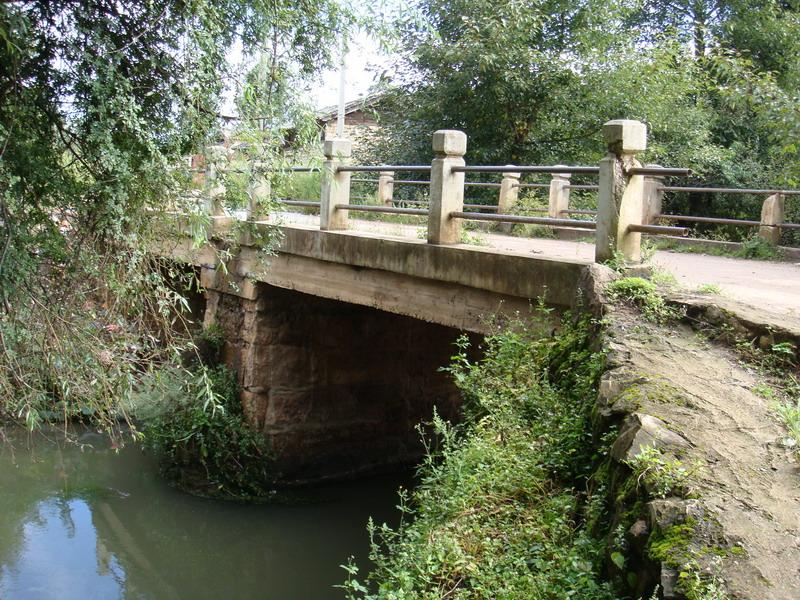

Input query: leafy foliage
[132,361,274,500]
[606,277,681,323]
[342,314,615,598]
[363,0,800,243]
[0,1,350,434]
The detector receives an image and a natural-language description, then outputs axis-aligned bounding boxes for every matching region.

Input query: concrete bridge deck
[268,212,800,328]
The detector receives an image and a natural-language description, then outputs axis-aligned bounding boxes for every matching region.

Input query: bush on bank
[129,327,274,500]
[342,314,616,599]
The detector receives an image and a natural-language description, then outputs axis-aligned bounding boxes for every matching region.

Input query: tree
[0,1,350,433]
[362,0,799,237]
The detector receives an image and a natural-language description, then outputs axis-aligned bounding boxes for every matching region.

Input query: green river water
[0,427,407,599]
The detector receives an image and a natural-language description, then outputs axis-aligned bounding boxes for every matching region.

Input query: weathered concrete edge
[251,223,591,308]
[160,218,592,309]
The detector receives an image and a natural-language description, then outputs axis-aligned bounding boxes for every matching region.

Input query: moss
[648,519,697,565]
[614,378,689,410]
[606,277,682,323]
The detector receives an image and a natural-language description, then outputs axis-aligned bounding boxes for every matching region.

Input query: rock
[647,498,702,531]
[611,413,691,462]
[660,567,681,599]
[626,519,650,554]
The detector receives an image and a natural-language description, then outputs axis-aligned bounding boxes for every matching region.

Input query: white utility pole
[336,35,346,137]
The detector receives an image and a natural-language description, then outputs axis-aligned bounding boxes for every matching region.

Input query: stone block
[611,413,691,462]
[647,498,702,531]
[267,344,314,386]
[264,389,315,427]
[432,129,467,156]
[603,120,647,154]
[241,389,267,430]
[323,138,351,159]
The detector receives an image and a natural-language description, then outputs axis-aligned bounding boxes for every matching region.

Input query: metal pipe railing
[391,180,429,185]
[337,165,432,173]
[449,212,597,229]
[513,183,550,189]
[628,223,689,236]
[565,184,600,191]
[464,182,502,188]
[660,186,800,196]
[451,165,600,175]
[281,200,320,208]
[463,204,500,211]
[628,167,691,177]
[655,214,761,227]
[335,204,429,216]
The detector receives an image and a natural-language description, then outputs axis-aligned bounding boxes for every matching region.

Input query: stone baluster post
[427,130,467,244]
[205,144,228,217]
[595,120,648,264]
[759,193,785,246]
[320,139,352,231]
[248,172,271,221]
[378,171,394,206]
[642,164,665,225]
[548,167,572,219]
[496,168,521,233]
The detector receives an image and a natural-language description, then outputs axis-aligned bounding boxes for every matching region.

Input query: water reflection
[0,427,406,599]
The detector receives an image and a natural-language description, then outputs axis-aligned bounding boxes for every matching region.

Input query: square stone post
[496,167,521,233]
[642,164,665,225]
[205,144,228,217]
[378,171,394,206]
[320,139,352,231]
[595,120,648,264]
[248,173,271,221]
[427,130,467,245]
[759,193,785,246]
[548,167,572,219]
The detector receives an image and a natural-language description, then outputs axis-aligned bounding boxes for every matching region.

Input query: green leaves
[349,314,613,598]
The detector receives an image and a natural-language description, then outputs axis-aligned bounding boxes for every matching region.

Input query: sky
[310,29,390,110]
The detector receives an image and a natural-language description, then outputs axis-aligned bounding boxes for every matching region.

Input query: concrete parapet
[548,167,572,220]
[596,120,648,264]
[642,164,664,225]
[428,130,467,244]
[248,173,271,221]
[378,171,394,206]
[320,138,352,231]
[205,144,229,216]
[496,167,521,233]
[759,193,784,246]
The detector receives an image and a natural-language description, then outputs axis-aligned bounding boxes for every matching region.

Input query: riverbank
[344,269,800,599]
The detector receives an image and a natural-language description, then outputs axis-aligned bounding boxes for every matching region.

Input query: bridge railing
[191,119,800,265]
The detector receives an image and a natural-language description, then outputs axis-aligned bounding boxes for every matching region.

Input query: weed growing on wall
[341,314,616,598]
[606,277,682,323]
[129,327,274,500]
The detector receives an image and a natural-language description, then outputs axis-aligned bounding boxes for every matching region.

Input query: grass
[775,397,800,453]
[341,313,617,599]
[696,283,722,295]
[606,277,682,323]
[625,445,698,499]
[653,233,784,261]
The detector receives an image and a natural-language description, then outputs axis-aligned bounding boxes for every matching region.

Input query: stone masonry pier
[160,219,592,479]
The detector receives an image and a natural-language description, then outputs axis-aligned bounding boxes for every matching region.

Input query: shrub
[132,363,274,499]
[606,277,680,323]
[341,314,615,599]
